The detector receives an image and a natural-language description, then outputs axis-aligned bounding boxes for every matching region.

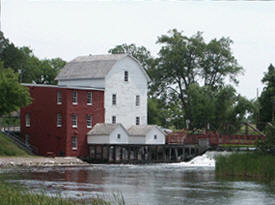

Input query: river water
[1,152,275,205]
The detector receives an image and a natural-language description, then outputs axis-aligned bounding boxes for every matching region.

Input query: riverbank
[215,152,275,182]
[0,156,89,168]
[0,181,113,205]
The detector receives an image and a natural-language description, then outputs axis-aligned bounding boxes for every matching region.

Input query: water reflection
[2,165,275,205]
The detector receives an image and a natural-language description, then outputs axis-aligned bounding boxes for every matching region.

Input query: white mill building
[56,54,165,145]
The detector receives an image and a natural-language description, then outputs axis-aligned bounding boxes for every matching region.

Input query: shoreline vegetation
[0,181,125,205]
[215,152,275,183]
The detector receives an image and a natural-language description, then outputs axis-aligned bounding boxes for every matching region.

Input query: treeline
[0,29,274,134]
[108,29,267,133]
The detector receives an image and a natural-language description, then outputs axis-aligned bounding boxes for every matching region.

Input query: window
[154,135,157,140]
[87,114,92,128]
[117,134,121,139]
[72,91,78,104]
[112,116,116,124]
[112,94,116,105]
[72,114,77,128]
[136,116,140,125]
[87,92,92,105]
[136,95,140,106]
[57,91,62,104]
[72,136,77,150]
[124,71,128,82]
[57,113,62,127]
[25,113,30,127]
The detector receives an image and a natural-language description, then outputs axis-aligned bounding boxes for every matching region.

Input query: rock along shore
[0,157,89,168]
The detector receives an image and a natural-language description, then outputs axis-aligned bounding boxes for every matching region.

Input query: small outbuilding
[87,123,128,144]
[128,125,166,144]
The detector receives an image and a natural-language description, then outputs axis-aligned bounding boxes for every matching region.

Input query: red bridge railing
[166,131,265,145]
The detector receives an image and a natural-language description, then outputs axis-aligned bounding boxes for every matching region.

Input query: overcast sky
[2,0,275,99]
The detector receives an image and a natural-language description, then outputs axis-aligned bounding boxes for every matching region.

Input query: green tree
[0,64,31,117]
[257,64,275,130]
[108,43,153,70]
[186,84,253,133]
[155,29,243,129]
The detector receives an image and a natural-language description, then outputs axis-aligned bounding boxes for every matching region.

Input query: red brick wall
[64,89,104,157]
[20,86,104,157]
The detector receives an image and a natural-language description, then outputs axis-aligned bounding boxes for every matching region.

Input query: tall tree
[257,64,275,130]
[108,43,153,71]
[155,29,243,129]
[0,63,31,117]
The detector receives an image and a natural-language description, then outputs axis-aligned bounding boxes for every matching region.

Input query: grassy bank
[215,152,275,182]
[0,132,30,156]
[0,181,124,205]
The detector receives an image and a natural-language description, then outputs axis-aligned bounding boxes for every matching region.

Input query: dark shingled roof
[56,54,127,80]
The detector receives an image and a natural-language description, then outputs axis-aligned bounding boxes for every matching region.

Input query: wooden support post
[127,146,131,162]
[88,146,91,162]
[135,147,139,161]
[120,146,123,162]
[175,147,179,161]
[162,147,166,162]
[100,145,103,161]
[113,145,117,162]
[107,145,110,162]
[95,145,98,160]
[169,147,172,160]
[148,146,152,162]
[156,146,159,161]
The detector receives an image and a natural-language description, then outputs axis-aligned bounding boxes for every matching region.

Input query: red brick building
[20,84,105,157]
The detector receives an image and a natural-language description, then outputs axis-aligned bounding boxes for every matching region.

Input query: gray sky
[2,0,275,99]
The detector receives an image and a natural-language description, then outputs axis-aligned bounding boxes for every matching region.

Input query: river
[1,152,275,205]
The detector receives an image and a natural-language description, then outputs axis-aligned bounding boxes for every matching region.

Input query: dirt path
[0,157,89,167]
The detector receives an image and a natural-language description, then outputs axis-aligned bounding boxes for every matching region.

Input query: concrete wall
[105,56,148,129]
[145,127,165,144]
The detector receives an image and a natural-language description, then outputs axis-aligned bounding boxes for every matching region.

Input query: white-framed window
[57,113,62,127]
[112,94,116,105]
[112,116,116,124]
[136,116,140,125]
[117,134,121,139]
[136,95,140,106]
[72,91,78,104]
[124,71,128,82]
[72,136,77,150]
[25,113,30,127]
[72,114,77,128]
[154,135,157,140]
[57,91,62,104]
[87,92,92,105]
[87,114,92,128]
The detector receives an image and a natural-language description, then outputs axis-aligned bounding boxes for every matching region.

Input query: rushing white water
[170,151,232,167]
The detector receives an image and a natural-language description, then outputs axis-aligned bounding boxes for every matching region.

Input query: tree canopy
[152,29,245,130]
[109,30,252,132]
[257,64,275,130]
[0,32,66,85]
[0,63,31,117]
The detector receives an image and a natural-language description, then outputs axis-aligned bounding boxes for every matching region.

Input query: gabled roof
[55,54,150,81]
[87,123,126,136]
[128,125,165,136]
